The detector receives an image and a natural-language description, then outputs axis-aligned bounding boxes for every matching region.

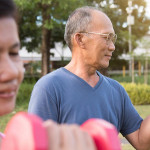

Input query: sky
[145,0,150,18]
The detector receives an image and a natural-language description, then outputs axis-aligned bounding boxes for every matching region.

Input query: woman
[0,0,96,150]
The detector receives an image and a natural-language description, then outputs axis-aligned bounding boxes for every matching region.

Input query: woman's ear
[74,33,86,49]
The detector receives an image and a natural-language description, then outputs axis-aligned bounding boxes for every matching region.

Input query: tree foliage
[14,0,150,73]
[15,0,86,51]
[15,0,87,75]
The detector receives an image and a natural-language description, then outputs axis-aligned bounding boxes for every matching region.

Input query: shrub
[121,83,150,105]
[16,82,35,109]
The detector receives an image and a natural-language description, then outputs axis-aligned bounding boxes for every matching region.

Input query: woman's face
[0,18,24,116]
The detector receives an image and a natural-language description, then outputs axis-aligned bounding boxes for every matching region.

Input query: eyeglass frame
[79,32,117,44]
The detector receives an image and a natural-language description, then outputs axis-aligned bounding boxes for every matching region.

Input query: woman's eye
[9,52,19,56]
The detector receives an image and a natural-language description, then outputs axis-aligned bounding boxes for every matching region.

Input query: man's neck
[64,61,99,87]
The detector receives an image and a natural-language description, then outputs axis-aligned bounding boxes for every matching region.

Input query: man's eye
[108,36,112,40]
[103,37,108,40]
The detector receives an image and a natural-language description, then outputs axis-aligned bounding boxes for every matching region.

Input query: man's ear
[74,33,86,49]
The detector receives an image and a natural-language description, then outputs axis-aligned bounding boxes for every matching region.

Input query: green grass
[121,144,135,150]
[135,105,150,119]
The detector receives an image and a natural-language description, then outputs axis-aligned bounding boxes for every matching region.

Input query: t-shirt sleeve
[28,84,58,122]
[120,87,143,136]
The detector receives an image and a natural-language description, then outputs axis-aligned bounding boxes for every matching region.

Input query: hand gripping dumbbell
[1,112,121,150]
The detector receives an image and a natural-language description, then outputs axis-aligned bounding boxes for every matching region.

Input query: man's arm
[125,116,150,150]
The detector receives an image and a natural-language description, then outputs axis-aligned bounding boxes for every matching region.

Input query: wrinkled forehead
[89,10,115,34]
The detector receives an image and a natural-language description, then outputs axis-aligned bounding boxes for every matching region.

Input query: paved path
[120,138,129,144]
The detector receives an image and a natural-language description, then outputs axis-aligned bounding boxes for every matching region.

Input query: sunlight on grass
[122,144,135,150]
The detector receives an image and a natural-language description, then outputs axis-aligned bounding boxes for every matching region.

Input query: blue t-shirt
[28,67,143,136]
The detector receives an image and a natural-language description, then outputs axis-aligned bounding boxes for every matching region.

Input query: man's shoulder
[41,68,65,79]
[35,68,65,87]
[98,72,119,85]
[104,75,119,84]
[99,72,124,90]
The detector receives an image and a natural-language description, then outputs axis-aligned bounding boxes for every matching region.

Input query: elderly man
[28,6,150,149]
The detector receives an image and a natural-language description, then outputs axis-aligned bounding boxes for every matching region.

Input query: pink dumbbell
[1,112,121,150]
[81,118,121,150]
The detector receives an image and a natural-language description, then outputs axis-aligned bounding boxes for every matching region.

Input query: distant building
[19,42,72,73]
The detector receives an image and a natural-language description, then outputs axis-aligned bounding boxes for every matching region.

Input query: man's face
[82,11,116,69]
[0,18,24,115]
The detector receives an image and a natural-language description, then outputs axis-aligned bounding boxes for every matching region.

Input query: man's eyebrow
[9,42,21,50]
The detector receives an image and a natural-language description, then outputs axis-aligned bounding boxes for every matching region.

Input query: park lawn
[121,144,135,150]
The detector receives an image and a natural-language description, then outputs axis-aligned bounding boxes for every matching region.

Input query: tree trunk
[144,56,148,85]
[41,6,51,76]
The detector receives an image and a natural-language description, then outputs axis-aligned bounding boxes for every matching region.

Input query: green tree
[15,0,87,75]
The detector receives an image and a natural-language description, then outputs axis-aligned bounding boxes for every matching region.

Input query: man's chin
[98,63,109,70]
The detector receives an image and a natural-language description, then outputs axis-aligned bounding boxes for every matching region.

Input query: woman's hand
[43,120,96,150]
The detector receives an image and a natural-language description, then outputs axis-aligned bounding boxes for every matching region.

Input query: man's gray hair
[64,6,101,50]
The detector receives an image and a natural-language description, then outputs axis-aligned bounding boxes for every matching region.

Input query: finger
[59,124,76,150]
[43,120,60,150]
[81,131,96,150]
[70,124,96,150]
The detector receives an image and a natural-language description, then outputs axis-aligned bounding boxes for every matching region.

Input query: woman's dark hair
[0,0,17,21]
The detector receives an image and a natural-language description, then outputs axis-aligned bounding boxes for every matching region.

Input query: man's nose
[108,41,115,51]
[0,56,18,82]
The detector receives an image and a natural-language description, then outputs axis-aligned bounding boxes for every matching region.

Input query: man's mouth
[105,55,112,59]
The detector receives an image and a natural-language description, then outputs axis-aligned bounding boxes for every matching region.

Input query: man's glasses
[80,32,117,44]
